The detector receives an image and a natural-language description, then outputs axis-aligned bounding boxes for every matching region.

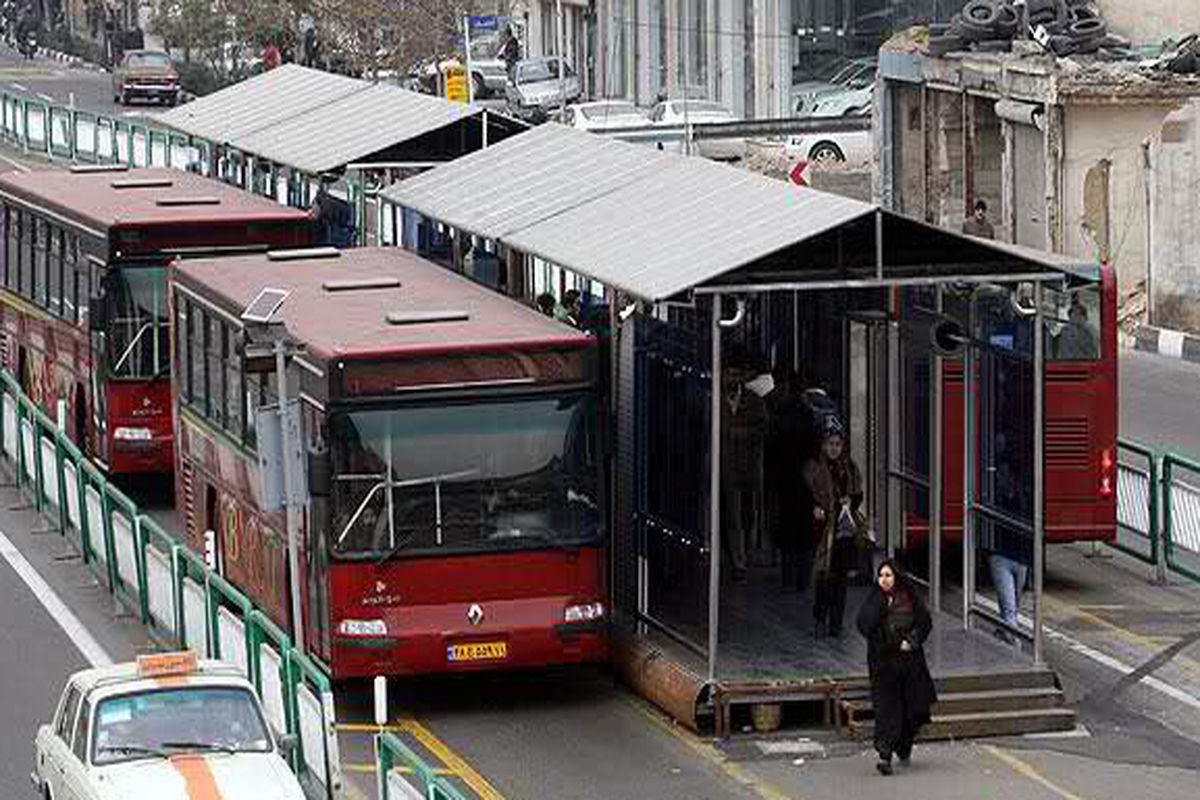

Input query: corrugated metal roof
[158,64,366,144]
[384,124,1094,301]
[234,82,480,175]
[385,124,875,299]
[380,123,675,239]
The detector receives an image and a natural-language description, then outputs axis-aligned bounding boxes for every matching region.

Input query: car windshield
[106,267,169,379]
[517,59,572,84]
[126,53,171,70]
[830,60,873,85]
[331,395,601,556]
[579,103,641,120]
[92,687,271,765]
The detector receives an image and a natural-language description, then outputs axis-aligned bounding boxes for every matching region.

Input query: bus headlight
[564,602,605,623]
[338,619,388,637]
[113,427,153,441]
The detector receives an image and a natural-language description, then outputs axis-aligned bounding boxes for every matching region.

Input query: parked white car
[505,56,581,123]
[795,82,874,118]
[561,100,649,132]
[33,653,304,800]
[791,57,876,116]
[784,129,873,167]
[649,99,745,161]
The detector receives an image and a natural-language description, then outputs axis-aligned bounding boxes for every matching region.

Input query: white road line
[0,528,112,667]
[12,82,28,91]
[0,152,31,172]
[37,92,54,104]
[978,595,1200,712]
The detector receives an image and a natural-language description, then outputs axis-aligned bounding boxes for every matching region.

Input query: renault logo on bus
[467,604,484,626]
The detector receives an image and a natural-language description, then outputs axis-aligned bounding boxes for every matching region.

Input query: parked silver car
[505,56,581,122]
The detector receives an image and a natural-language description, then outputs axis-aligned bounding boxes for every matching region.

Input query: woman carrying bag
[856,559,938,775]
[803,416,870,637]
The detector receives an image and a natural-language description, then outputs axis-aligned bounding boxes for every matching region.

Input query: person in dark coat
[721,360,766,583]
[765,370,812,591]
[804,415,865,636]
[856,559,938,775]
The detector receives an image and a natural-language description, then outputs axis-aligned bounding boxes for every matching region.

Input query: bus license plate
[447,642,507,662]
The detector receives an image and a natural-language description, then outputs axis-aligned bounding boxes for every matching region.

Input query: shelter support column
[708,294,723,683]
[962,292,977,629]
[929,285,944,613]
[1033,283,1046,664]
[886,294,900,559]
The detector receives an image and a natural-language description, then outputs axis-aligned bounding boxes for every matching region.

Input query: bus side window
[17,209,29,296]
[0,204,8,288]
[224,322,242,439]
[33,217,48,308]
[65,235,79,323]
[208,315,226,427]
[48,225,62,316]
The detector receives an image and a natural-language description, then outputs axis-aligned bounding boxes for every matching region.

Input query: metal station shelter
[382,123,1096,735]
[157,64,524,230]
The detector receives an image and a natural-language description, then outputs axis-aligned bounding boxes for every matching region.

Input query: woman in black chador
[856,559,938,775]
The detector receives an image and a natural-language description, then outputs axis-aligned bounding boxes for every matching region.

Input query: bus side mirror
[308,451,330,497]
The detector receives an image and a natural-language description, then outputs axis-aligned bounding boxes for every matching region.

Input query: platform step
[843,686,1066,720]
[934,669,1059,694]
[847,707,1077,742]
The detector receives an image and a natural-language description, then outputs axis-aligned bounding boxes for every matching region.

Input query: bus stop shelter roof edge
[381,124,1098,302]
[159,63,522,176]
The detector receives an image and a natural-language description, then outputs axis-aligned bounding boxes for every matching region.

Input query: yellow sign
[444,64,469,104]
[137,651,199,678]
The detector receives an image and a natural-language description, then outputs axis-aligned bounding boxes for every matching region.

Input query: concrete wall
[1061,104,1175,298]
[1150,100,1200,333]
[1093,0,1194,46]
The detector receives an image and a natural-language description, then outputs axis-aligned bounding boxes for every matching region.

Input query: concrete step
[847,707,1077,742]
[934,669,1059,694]
[843,686,1066,719]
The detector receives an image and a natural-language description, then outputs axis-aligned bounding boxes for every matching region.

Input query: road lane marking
[0,152,31,172]
[37,92,54,104]
[620,693,797,800]
[12,82,28,91]
[404,718,506,800]
[336,719,505,799]
[0,527,112,667]
[981,745,1090,800]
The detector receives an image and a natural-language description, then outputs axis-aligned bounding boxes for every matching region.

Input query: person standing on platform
[856,560,938,776]
[804,416,865,636]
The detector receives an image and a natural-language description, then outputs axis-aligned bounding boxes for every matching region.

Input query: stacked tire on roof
[929,0,1130,59]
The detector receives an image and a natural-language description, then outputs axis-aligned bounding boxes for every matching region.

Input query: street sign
[444,64,469,104]
[256,400,307,512]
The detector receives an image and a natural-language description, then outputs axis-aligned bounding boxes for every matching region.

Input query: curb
[1132,324,1200,364]
[35,45,105,72]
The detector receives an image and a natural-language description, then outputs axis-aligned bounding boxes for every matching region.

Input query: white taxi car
[32,652,304,800]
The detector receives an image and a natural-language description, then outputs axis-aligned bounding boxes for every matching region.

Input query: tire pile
[929,0,1131,59]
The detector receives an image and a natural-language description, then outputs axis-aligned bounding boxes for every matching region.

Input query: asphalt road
[1120,347,1200,461]
[0,38,166,126]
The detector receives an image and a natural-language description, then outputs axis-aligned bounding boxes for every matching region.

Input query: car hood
[92,753,302,800]
[513,77,578,104]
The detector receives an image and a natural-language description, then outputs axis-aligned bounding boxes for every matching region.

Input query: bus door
[88,258,109,467]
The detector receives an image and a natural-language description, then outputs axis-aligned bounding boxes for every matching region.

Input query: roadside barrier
[0,369,343,800]
[1113,437,1200,584]
[377,733,469,800]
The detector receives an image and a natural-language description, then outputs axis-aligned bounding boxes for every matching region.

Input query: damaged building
[875,7,1200,333]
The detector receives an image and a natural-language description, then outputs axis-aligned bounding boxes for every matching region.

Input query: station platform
[614,562,1073,740]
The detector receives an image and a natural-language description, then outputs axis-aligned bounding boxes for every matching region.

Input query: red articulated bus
[170,246,606,678]
[0,166,312,477]
[904,263,1118,545]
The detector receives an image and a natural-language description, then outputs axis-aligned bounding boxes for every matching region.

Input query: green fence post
[99,474,119,593]
[22,99,29,152]
[1163,455,1175,567]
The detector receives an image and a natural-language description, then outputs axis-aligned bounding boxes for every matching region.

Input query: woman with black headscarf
[856,559,938,775]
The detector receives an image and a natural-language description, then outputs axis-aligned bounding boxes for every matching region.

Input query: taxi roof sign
[136,651,199,678]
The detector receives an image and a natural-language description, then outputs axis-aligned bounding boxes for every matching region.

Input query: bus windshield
[330,394,601,556]
[107,267,170,379]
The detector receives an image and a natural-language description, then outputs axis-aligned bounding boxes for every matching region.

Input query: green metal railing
[1163,451,1200,583]
[377,733,469,800]
[0,369,343,800]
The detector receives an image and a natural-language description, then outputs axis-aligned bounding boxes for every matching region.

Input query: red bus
[170,246,606,678]
[903,264,1117,545]
[0,166,312,477]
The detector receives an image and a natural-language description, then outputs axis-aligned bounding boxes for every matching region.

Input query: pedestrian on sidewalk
[805,415,865,636]
[856,559,938,776]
